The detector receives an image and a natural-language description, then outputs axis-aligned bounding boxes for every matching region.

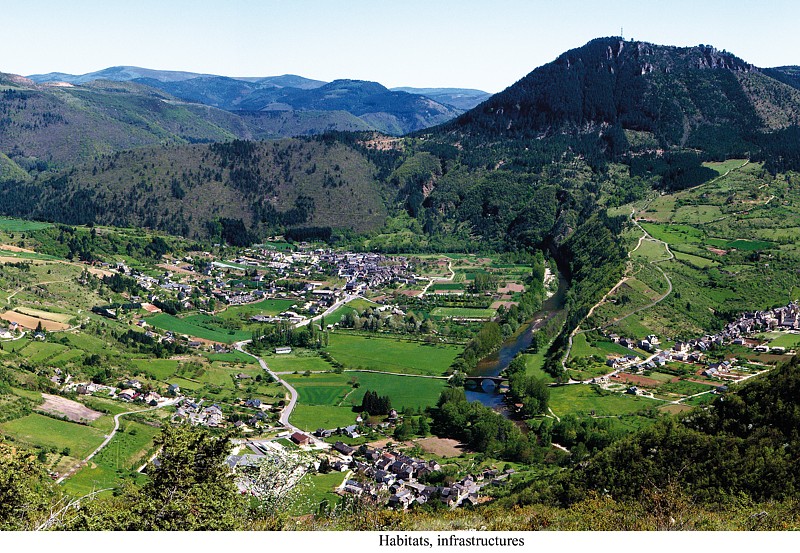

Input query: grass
[0,413,105,459]
[284,371,448,430]
[131,359,180,380]
[218,298,297,319]
[202,350,258,364]
[430,307,496,319]
[548,384,661,419]
[766,333,800,348]
[288,404,360,431]
[0,217,52,232]
[264,351,334,373]
[146,313,251,343]
[289,470,346,516]
[63,420,160,497]
[325,333,461,376]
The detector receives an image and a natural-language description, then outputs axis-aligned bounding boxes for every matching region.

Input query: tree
[0,441,58,530]
[128,426,246,530]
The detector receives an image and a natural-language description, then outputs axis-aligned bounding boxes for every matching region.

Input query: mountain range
[3,37,800,242]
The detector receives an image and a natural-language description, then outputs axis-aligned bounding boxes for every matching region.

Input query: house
[333,441,356,456]
[168,384,181,394]
[118,389,137,401]
[342,424,360,438]
[290,432,311,446]
[245,398,262,408]
[314,428,333,438]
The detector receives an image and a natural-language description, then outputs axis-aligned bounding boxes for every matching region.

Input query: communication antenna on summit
[621,27,624,39]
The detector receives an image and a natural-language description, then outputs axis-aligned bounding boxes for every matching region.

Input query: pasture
[548,384,661,419]
[0,413,106,459]
[430,307,496,319]
[146,313,251,343]
[325,333,461,376]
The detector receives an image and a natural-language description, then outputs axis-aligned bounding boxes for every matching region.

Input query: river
[465,269,568,409]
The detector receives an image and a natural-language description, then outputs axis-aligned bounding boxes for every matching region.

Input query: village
[594,301,800,395]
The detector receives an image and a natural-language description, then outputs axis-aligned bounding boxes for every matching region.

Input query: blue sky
[4,0,799,92]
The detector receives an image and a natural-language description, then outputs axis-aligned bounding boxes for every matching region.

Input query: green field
[265,351,334,373]
[0,413,106,459]
[548,384,661,419]
[288,404,360,430]
[218,298,297,320]
[63,420,160,497]
[289,470,347,516]
[284,371,448,430]
[131,359,181,380]
[202,350,258,364]
[326,333,461,376]
[766,333,800,348]
[0,217,52,232]
[146,313,251,343]
[430,283,466,291]
[430,307,495,319]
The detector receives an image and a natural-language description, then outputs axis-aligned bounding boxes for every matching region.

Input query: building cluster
[601,302,800,387]
[321,251,416,292]
[172,398,225,427]
[330,443,510,509]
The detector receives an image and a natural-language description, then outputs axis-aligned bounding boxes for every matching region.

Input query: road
[56,398,179,484]
[419,260,454,296]
[562,208,674,371]
[234,341,302,434]
[295,293,367,328]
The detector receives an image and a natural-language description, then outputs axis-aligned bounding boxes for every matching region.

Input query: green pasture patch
[766,333,800,348]
[289,470,347,516]
[430,283,466,291]
[325,333,461,376]
[672,250,719,268]
[657,380,716,396]
[264,351,333,373]
[702,159,749,176]
[220,298,297,319]
[202,350,258,364]
[146,313,250,343]
[726,239,773,251]
[548,385,661,419]
[430,307,495,319]
[0,413,105,459]
[632,239,671,262]
[289,404,359,431]
[22,342,69,363]
[131,359,180,380]
[166,376,203,391]
[672,205,724,224]
[0,217,52,232]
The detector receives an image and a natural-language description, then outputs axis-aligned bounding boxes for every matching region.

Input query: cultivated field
[1,310,71,331]
[38,394,103,423]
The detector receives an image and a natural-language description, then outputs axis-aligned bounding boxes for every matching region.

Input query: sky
[3,0,800,93]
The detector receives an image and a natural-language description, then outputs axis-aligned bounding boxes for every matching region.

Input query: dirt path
[419,260,454,296]
[56,399,179,484]
[562,209,674,371]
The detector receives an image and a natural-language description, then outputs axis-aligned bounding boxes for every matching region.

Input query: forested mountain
[139,77,463,134]
[23,66,469,136]
[390,87,492,110]
[438,37,800,160]
[0,136,392,239]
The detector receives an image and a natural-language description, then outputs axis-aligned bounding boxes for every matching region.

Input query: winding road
[56,398,179,484]
[234,341,302,434]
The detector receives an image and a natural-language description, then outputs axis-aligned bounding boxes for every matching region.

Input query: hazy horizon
[5,0,800,93]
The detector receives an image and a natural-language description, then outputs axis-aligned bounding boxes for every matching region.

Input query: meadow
[146,313,251,343]
[0,413,106,459]
[284,371,448,430]
[548,384,662,419]
[325,333,462,376]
